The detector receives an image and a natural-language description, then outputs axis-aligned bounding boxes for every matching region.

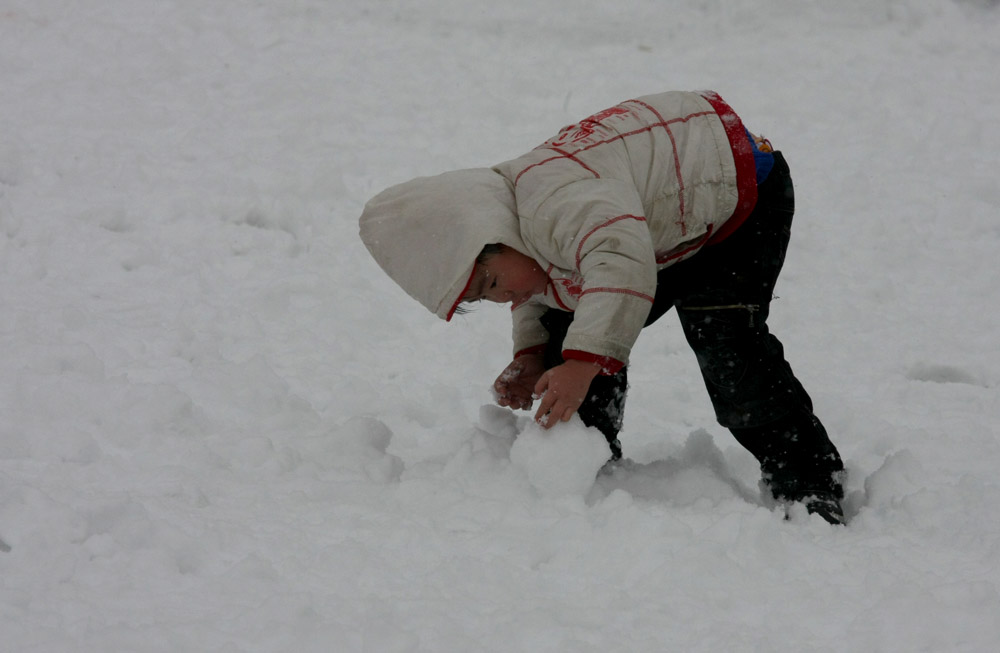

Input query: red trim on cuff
[699,91,758,245]
[514,345,547,359]
[563,349,625,375]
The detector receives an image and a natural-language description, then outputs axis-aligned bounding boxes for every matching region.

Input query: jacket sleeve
[511,300,549,358]
[521,178,657,370]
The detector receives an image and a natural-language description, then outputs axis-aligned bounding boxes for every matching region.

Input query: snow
[1,0,999,650]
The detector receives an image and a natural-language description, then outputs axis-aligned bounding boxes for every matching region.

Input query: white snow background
[2,0,1000,651]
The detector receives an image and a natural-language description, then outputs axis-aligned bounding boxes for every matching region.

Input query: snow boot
[731,411,847,524]
[802,493,846,525]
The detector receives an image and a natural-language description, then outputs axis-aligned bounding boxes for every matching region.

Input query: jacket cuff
[514,345,547,359]
[563,349,625,375]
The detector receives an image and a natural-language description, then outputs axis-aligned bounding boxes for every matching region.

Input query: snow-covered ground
[2,0,999,650]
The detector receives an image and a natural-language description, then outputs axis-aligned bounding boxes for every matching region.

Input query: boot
[731,412,846,525]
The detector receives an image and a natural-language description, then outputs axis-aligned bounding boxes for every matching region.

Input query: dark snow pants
[539,153,844,501]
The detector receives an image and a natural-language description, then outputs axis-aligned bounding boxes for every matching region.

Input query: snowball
[509,416,611,498]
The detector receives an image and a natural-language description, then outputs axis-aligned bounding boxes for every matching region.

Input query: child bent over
[359,90,846,524]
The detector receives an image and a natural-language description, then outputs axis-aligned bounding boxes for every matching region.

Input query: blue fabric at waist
[746,128,774,185]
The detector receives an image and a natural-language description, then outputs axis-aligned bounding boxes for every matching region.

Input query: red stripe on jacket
[575,214,647,270]
[513,108,714,187]
[699,91,758,244]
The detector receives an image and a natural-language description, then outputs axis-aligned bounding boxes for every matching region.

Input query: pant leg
[539,309,626,460]
[666,153,844,500]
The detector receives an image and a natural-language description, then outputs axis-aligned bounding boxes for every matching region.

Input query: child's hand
[532,360,601,428]
[493,355,546,410]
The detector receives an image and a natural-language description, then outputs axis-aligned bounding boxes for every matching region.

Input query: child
[359,90,846,524]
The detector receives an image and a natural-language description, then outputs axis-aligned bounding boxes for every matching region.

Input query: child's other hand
[493,355,546,410]
[532,360,601,428]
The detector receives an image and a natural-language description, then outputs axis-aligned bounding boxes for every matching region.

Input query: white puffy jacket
[360,90,759,372]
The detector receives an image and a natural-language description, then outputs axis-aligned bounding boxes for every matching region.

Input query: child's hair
[477,243,503,263]
[452,244,504,315]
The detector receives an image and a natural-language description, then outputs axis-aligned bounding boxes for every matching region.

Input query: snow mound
[593,430,756,509]
[336,416,404,484]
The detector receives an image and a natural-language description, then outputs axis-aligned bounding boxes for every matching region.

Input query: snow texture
[1,0,1000,651]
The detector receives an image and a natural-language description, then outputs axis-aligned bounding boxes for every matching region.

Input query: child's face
[464,245,549,307]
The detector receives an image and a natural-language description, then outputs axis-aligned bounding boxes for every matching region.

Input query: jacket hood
[359,168,524,320]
